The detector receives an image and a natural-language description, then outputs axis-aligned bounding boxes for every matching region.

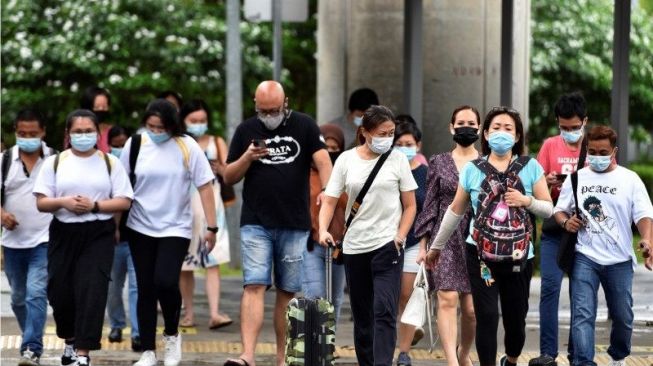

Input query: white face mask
[368,136,393,154]
[259,114,284,130]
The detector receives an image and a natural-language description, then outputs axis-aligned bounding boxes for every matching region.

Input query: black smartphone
[252,139,266,148]
[556,174,568,181]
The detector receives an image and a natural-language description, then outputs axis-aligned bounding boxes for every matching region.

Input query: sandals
[224,358,251,366]
[179,317,195,328]
[209,315,233,330]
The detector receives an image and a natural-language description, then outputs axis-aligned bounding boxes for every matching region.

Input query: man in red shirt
[530,92,586,366]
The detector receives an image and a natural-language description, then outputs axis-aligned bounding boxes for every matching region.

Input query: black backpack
[471,156,533,272]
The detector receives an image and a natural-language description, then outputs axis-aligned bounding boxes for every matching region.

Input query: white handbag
[400,263,437,352]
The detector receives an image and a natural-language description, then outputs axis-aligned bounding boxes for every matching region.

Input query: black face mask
[453,127,479,147]
[93,110,110,123]
[328,151,342,165]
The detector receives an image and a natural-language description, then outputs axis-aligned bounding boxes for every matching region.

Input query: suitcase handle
[326,240,334,303]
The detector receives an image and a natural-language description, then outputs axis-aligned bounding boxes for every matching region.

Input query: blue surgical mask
[561,128,583,144]
[353,116,363,127]
[588,154,612,172]
[16,137,42,153]
[110,147,123,158]
[488,131,515,156]
[147,130,171,144]
[69,133,97,152]
[186,123,208,138]
[395,146,417,161]
[368,136,393,154]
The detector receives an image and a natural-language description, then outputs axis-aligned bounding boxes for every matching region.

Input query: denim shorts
[240,225,309,292]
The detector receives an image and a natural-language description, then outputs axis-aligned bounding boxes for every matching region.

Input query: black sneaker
[18,348,40,366]
[500,355,517,366]
[61,343,77,366]
[131,336,142,352]
[396,352,412,366]
[529,354,557,366]
[76,355,91,366]
[108,327,123,343]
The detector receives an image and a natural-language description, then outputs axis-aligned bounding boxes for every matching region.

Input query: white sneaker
[133,350,157,366]
[608,359,625,366]
[163,333,182,366]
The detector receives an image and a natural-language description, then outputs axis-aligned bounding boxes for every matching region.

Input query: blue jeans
[539,232,573,358]
[571,253,633,366]
[2,243,48,356]
[106,241,139,337]
[240,225,308,292]
[301,242,347,323]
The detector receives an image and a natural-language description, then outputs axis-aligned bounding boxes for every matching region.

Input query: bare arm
[223,142,267,185]
[396,190,416,245]
[312,149,333,205]
[317,195,339,245]
[198,181,218,251]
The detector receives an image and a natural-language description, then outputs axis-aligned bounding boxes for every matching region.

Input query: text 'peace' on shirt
[226,111,325,230]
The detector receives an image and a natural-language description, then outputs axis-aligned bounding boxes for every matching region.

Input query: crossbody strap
[129,134,142,186]
[1,149,13,205]
[344,150,392,231]
[571,135,587,215]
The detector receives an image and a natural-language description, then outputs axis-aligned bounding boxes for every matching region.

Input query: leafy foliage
[529,0,653,152]
[1,0,317,148]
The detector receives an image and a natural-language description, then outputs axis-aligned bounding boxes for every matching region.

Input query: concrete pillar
[511,0,531,133]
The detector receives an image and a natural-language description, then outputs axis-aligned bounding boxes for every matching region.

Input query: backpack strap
[99,151,112,176]
[507,156,531,175]
[53,151,61,174]
[472,158,497,177]
[173,136,190,170]
[1,149,13,205]
[129,134,142,186]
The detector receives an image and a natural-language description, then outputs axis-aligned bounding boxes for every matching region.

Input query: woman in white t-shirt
[319,105,418,366]
[33,109,134,366]
[120,99,217,366]
[178,99,232,330]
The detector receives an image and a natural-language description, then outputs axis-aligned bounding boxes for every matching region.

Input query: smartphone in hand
[252,139,266,148]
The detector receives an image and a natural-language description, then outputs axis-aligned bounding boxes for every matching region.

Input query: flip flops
[224,358,250,366]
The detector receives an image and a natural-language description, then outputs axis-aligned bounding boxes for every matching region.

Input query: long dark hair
[80,86,111,110]
[142,99,184,136]
[450,105,481,126]
[179,99,212,129]
[357,105,395,145]
[480,106,525,156]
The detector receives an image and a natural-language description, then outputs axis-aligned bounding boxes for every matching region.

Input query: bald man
[224,81,332,366]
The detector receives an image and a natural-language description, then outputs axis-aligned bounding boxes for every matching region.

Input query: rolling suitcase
[285,245,337,366]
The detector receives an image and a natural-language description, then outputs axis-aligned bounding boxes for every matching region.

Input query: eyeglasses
[255,106,284,117]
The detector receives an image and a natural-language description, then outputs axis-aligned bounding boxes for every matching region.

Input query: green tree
[1,0,317,148]
[529,0,653,153]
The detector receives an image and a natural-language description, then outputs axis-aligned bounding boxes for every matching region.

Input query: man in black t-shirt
[223,80,332,366]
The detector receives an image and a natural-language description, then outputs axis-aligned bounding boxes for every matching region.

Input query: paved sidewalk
[1,270,653,365]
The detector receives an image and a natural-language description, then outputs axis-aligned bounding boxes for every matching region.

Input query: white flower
[112,44,119,51]
[53,80,62,87]
[70,82,79,92]
[167,4,175,12]
[128,66,138,76]
[63,20,73,32]
[98,53,106,61]
[19,46,32,59]
[165,35,176,42]
[109,74,122,84]
[15,31,26,41]
[152,71,161,80]
[32,60,43,70]
[190,75,198,82]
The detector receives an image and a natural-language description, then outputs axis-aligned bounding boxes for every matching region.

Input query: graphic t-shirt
[325,148,418,254]
[537,135,581,201]
[227,111,325,229]
[554,166,653,269]
[459,156,545,259]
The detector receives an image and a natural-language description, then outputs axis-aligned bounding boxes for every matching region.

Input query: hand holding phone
[252,139,266,148]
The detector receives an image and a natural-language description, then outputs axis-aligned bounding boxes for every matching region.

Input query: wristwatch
[91,201,100,214]
[206,226,218,233]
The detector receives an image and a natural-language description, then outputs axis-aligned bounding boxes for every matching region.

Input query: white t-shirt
[554,166,653,269]
[33,150,133,223]
[2,145,54,248]
[325,148,418,254]
[120,134,214,239]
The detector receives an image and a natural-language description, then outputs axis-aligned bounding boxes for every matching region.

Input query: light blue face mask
[16,137,42,153]
[147,130,171,144]
[395,146,417,161]
[70,133,97,152]
[561,128,583,143]
[186,123,208,138]
[588,154,612,172]
[353,116,363,127]
[487,131,515,156]
[110,147,123,158]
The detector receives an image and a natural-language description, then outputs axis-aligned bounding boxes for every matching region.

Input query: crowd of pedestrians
[1,83,652,366]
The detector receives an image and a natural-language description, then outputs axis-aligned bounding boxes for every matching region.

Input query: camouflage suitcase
[285,246,336,366]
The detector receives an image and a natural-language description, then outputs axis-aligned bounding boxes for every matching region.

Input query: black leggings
[48,218,115,350]
[128,229,190,350]
[466,244,533,366]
